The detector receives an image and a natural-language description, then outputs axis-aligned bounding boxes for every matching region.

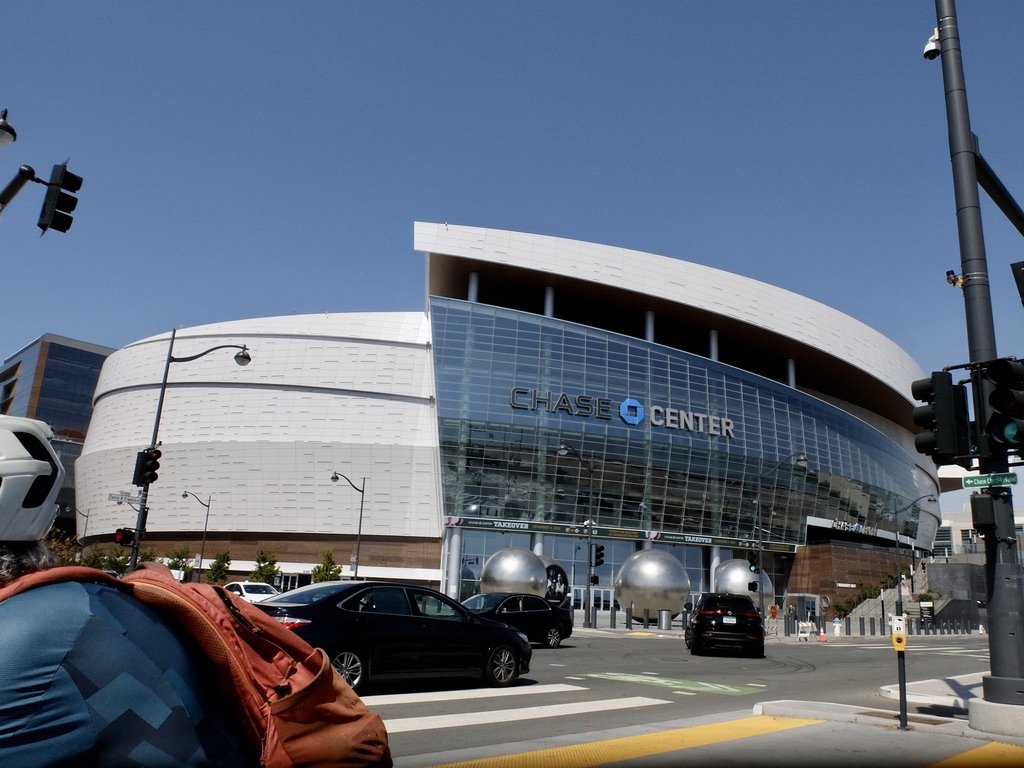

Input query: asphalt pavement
[540,615,1024,767]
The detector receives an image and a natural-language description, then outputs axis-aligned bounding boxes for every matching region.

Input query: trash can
[658,609,672,630]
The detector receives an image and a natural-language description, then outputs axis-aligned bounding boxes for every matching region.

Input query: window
[413,590,462,619]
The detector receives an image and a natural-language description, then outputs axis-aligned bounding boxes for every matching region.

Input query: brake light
[272,616,311,631]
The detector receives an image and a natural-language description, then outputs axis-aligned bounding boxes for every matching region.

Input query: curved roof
[416,222,925,429]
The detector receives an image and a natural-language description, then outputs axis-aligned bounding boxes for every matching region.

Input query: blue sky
[3,1,1024,383]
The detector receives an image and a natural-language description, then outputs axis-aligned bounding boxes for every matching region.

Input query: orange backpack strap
[0,565,122,602]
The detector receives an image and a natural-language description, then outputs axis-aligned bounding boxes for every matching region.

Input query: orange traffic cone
[818,626,827,642]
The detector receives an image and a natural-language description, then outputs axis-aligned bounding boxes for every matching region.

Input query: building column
[444,525,463,599]
[645,310,655,343]
[544,285,555,317]
[710,545,722,592]
[709,330,719,361]
[787,358,796,388]
[532,532,544,558]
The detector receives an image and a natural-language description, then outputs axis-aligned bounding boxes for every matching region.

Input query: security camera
[923,27,941,60]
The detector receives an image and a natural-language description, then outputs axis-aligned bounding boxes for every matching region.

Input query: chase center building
[77,223,939,610]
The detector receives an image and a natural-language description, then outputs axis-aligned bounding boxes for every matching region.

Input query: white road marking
[363,683,584,707]
[382,696,670,734]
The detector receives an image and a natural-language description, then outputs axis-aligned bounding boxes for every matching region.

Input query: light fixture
[0,109,16,146]
[923,27,941,60]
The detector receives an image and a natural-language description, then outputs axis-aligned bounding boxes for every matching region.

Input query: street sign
[962,473,1018,488]
[108,491,138,503]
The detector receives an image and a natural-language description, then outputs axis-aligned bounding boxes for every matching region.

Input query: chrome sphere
[480,548,548,596]
[715,558,774,603]
[614,549,690,617]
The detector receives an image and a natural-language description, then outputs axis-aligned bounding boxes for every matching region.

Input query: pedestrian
[0,415,252,766]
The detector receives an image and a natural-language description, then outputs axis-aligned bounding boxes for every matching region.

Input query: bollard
[859,617,865,636]
[658,609,671,630]
[609,605,617,629]
[643,608,651,629]
[869,617,876,636]
[626,609,633,629]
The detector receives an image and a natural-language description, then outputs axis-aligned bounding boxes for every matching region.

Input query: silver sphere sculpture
[480,548,548,596]
[715,558,774,603]
[614,549,690,617]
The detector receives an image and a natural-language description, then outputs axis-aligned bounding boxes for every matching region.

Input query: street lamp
[0,109,16,146]
[128,328,251,569]
[182,491,212,581]
[330,471,366,579]
[557,443,596,628]
[754,452,808,618]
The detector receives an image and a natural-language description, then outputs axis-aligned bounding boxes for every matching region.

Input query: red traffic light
[114,527,135,546]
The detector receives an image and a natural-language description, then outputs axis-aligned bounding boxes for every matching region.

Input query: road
[360,629,1000,766]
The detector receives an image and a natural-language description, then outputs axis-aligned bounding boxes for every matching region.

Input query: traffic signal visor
[984,358,1024,450]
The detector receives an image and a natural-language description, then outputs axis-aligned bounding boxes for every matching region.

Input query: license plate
[723,616,737,625]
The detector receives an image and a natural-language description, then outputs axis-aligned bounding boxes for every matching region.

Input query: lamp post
[330,471,366,579]
[755,452,808,619]
[925,1,1024,709]
[182,491,212,581]
[128,328,251,570]
[557,443,596,628]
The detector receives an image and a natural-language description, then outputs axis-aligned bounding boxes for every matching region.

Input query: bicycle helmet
[0,415,66,541]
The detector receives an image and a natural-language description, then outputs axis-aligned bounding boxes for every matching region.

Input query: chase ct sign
[509,387,735,438]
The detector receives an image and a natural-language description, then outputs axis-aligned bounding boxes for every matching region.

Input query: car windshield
[245,584,277,595]
[261,582,352,605]
[462,594,505,611]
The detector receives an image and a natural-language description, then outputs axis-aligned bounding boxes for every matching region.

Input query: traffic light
[37,163,83,234]
[748,560,759,573]
[911,371,971,466]
[114,527,135,546]
[592,544,605,567]
[589,574,599,585]
[980,358,1024,454]
[132,447,161,486]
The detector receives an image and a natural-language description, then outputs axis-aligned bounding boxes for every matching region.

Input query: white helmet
[0,415,66,541]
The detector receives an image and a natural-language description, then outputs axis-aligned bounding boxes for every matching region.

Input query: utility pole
[929,0,1024,708]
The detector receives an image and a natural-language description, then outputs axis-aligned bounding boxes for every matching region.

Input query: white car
[224,581,280,603]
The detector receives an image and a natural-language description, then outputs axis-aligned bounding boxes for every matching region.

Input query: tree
[312,550,342,582]
[250,550,280,585]
[44,529,80,565]
[165,547,195,580]
[207,552,231,584]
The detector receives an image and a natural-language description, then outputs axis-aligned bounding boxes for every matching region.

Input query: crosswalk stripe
[425,714,820,768]
[382,696,669,734]
[363,683,584,707]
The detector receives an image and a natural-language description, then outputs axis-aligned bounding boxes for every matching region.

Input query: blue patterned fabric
[0,580,251,766]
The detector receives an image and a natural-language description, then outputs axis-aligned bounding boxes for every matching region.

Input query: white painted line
[362,683,585,707]
[382,696,670,734]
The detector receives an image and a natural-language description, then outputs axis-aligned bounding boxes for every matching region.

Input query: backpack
[0,563,392,768]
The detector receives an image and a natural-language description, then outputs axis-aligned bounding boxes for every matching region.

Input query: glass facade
[431,297,923,597]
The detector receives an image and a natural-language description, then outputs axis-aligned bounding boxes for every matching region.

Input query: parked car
[462,592,573,648]
[223,581,280,603]
[255,581,532,693]
[684,592,765,657]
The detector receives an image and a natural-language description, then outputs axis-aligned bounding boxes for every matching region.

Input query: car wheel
[689,638,702,656]
[683,629,693,649]
[748,642,765,659]
[544,625,563,648]
[331,649,366,692]
[483,645,518,687]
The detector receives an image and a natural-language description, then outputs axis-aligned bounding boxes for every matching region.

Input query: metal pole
[129,329,176,569]
[585,468,594,629]
[932,0,1024,706]
[354,479,365,579]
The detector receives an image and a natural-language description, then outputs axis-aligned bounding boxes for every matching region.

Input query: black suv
[684,593,765,657]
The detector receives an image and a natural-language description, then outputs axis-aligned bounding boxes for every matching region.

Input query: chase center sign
[509,387,735,438]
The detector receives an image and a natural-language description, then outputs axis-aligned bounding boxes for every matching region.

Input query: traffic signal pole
[932,0,1024,708]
